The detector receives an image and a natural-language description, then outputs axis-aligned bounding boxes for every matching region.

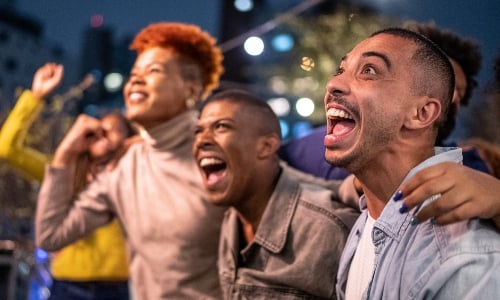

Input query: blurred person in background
[0,63,134,300]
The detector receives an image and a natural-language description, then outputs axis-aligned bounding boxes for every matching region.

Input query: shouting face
[323,33,421,173]
[193,100,263,207]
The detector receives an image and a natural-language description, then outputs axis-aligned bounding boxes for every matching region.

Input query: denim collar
[252,167,300,254]
[372,147,463,242]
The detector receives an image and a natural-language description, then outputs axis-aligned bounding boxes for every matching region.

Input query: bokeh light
[272,33,294,52]
[234,0,253,12]
[300,56,315,71]
[104,72,124,92]
[279,119,290,139]
[292,121,313,138]
[267,97,291,117]
[295,97,315,117]
[268,76,288,94]
[244,36,264,56]
[90,14,104,28]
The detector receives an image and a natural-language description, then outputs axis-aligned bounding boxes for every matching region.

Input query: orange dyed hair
[130,22,224,98]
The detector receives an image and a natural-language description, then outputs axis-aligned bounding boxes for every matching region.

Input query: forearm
[35,165,111,251]
[0,90,48,181]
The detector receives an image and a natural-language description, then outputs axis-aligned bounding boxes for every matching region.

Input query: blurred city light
[292,121,313,138]
[243,36,264,56]
[90,14,104,28]
[268,76,288,94]
[295,97,315,117]
[267,97,291,117]
[271,33,294,52]
[279,119,290,138]
[300,56,315,71]
[234,0,253,12]
[103,72,124,92]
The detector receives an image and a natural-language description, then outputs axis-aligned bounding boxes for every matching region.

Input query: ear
[403,96,442,130]
[256,134,281,159]
[183,80,204,101]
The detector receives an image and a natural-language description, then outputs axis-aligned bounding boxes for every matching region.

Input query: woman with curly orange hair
[36,22,226,299]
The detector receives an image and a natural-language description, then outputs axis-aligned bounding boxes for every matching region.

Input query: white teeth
[129,92,145,101]
[199,157,224,167]
[327,108,353,120]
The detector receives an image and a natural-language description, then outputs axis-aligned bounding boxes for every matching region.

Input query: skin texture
[324,32,445,219]
[193,97,281,242]
[31,63,64,99]
[398,162,500,228]
[88,114,130,158]
[123,47,201,129]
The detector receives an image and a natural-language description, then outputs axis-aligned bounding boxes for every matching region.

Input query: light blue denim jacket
[218,166,359,299]
[337,147,500,299]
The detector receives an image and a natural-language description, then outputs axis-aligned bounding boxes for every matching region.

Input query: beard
[325,123,394,175]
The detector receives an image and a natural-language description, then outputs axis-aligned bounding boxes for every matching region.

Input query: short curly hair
[130,22,224,98]
[403,21,482,106]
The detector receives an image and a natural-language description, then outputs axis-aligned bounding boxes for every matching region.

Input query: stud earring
[185,98,196,110]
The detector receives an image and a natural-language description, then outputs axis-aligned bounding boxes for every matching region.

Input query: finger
[398,164,446,198]
[411,194,462,223]
[399,174,455,211]
[419,201,480,226]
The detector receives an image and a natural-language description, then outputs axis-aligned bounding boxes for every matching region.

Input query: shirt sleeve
[0,90,49,182]
[35,165,114,251]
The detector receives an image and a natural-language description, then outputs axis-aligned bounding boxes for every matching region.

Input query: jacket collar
[252,167,300,254]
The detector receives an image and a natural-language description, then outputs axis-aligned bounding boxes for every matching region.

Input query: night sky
[14,0,500,86]
[14,0,222,58]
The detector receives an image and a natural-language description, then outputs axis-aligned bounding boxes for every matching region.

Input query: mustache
[326,94,358,115]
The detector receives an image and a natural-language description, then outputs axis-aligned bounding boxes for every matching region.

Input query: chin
[207,191,232,207]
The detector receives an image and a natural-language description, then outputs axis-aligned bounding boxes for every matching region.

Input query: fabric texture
[337,147,500,300]
[218,165,359,299]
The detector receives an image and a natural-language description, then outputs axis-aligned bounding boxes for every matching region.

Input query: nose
[193,127,214,152]
[325,75,349,104]
[127,71,145,86]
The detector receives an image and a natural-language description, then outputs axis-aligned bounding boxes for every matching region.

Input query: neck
[356,144,435,219]
[236,162,282,244]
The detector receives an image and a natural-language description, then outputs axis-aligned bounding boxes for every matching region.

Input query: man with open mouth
[193,89,359,299]
[326,28,500,299]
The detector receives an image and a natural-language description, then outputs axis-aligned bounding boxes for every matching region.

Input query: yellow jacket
[0,90,129,280]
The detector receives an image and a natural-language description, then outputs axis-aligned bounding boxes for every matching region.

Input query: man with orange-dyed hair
[36,22,226,299]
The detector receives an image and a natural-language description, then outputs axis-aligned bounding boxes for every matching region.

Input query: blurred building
[0,7,76,114]
[77,22,134,115]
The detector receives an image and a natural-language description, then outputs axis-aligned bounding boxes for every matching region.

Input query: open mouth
[326,107,355,137]
[128,91,147,103]
[199,157,227,187]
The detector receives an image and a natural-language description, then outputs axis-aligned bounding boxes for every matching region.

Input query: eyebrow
[340,51,392,70]
[362,51,391,70]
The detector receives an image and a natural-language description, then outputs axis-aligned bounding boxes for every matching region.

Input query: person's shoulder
[431,219,500,259]
[296,181,359,230]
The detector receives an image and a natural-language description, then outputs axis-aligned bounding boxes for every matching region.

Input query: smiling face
[88,114,130,159]
[323,34,422,173]
[123,47,200,129]
[193,100,266,206]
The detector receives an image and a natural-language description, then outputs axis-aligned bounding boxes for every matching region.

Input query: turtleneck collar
[138,110,198,150]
